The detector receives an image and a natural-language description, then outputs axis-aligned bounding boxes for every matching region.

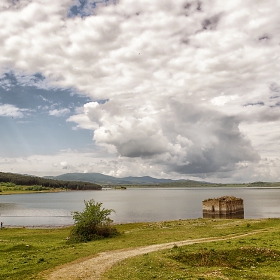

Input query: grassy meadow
[0,218,279,279]
[104,220,280,280]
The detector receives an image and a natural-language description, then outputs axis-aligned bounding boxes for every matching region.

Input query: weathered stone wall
[219,199,244,214]
[203,199,220,213]
[202,196,244,219]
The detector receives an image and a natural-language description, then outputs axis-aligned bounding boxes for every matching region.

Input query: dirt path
[44,230,263,280]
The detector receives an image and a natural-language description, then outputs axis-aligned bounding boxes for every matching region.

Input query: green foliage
[0,171,102,191]
[0,182,16,187]
[70,199,118,242]
[25,185,49,191]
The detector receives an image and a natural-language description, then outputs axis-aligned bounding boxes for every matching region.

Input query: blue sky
[0,72,93,157]
[0,0,280,182]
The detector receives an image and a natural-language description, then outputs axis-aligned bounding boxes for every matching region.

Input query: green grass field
[0,218,279,279]
[104,221,280,280]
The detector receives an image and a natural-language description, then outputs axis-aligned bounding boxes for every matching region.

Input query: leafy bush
[69,199,118,242]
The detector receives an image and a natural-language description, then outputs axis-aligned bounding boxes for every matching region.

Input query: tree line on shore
[0,172,102,190]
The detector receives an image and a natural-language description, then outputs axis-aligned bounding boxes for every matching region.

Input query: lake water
[0,187,280,227]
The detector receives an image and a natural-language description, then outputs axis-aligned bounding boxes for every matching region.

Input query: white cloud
[0,150,120,177]
[0,104,28,118]
[67,96,260,178]
[0,149,278,183]
[1,0,280,181]
[49,108,70,117]
[211,95,238,106]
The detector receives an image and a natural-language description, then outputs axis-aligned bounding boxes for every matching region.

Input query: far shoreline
[1,185,280,196]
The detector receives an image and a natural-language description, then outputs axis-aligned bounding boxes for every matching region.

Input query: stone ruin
[202,196,244,219]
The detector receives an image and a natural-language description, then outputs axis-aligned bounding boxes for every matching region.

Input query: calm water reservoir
[0,187,279,227]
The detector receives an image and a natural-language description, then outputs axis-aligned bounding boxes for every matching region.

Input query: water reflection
[0,188,279,226]
[0,202,19,214]
[203,212,244,219]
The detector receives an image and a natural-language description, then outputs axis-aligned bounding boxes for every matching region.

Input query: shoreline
[1,186,280,196]
[2,224,73,229]
[3,217,278,230]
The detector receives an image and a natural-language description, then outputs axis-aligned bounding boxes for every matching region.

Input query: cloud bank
[1,0,280,182]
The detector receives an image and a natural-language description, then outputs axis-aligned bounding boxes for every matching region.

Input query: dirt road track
[45,230,263,280]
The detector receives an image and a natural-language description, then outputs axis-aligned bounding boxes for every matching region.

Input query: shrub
[69,199,118,242]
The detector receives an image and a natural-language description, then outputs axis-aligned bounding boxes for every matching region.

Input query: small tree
[70,199,118,242]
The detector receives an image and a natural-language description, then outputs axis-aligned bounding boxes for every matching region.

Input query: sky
[0,0,280,183]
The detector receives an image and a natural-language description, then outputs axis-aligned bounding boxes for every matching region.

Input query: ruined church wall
[202,197,244,215]
[219,199,244,214]
[202,199,220,213]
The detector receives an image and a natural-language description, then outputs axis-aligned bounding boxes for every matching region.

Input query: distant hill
[44,172,206,186]
[0,171,101,190]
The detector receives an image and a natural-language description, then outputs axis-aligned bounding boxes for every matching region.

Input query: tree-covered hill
[0,172,101,190]
[45,172,202,185]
